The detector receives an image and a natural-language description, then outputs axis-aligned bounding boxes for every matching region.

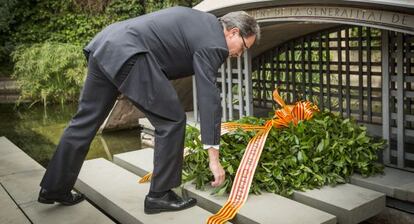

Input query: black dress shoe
[38,188,85,206]
[144,190,197,214]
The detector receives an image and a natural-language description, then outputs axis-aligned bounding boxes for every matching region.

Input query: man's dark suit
[40,6,229,193]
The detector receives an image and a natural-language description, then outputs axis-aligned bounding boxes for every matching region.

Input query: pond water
[0,103,144,167]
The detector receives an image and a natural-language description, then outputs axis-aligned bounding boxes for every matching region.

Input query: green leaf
[227,166,234,175]
[317,139,324,152]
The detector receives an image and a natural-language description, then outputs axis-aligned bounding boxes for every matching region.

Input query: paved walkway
[0,136,114,224]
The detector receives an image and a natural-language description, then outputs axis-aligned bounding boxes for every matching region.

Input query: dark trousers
[40,53,186,193]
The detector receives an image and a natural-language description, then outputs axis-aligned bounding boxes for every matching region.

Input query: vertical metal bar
[268,51,272,106]
[261,55,266,107]
[390,33,397,128]
[308,37,313,100]
[338,30,343,115]
[291,42,297,101]
[405,34,412,129]
[221,64,227,121]
[301,38,306,99]
[227,57,233,120]
[276,48,280,89]
[266,52,271,107]
[382,30,390,165]
[326,33,331,111]
[396,32,405,168]
[318,33,324,108]
[358,27,364,121]
[237,56,244,118]
[345,28,351,118]
[261,54,265,107]
[285,46,290,103]
[258,55,262,107]
[192,76,198,123]
[275,47,281,109]
[271,48,275,100]
[244,51,253,116]
[367,28,373,123]
[251,59,257,108]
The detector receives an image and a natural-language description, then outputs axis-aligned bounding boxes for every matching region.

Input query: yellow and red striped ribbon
[138,172,152,183]
[221,122,265,135]
[206,122,272,224]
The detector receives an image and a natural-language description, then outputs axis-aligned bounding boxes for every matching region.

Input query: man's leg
[118,53,196,213]
[40,57,119,196]
[142,106,187,192]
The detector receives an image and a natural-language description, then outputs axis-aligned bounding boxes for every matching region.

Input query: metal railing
[251,26,414,171]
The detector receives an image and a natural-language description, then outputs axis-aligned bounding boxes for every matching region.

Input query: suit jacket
[83,6,229,145]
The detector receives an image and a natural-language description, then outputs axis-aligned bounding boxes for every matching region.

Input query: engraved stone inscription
[247,6,413,30]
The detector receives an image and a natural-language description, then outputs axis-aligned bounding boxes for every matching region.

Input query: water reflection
[0,103,143,167]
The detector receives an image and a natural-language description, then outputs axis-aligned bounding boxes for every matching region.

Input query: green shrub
[11,0,145,46]
[12,42,86,106]
[0,0,18,63]
[183,112,385,197]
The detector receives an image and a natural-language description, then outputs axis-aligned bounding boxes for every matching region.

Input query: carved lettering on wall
[247,6,413,31]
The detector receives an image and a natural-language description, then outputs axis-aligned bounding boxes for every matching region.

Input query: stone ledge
[292,184,385,224]
[0,136,115,224]
[350,167,414,203]
[76,158,217,224]
[0,184,30,224]
[114,148,337,224]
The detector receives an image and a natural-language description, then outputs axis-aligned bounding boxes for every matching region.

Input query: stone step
[0,184,30,224]
[0,137,114,224]
[75,158,219,224]
[350,167,414,203]
[0,94,23,104]
[0,79,19,90]
[113,149,337,224]
[0,88,20,94]
[292,184,385,224]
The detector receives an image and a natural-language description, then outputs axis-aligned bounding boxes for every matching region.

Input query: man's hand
[208,147,225,187]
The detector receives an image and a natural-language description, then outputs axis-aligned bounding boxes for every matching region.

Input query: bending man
[38,6,260,214]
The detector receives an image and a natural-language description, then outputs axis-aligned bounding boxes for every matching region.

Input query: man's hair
[219,11,261,42]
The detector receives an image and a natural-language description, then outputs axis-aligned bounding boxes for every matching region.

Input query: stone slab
[113,148,337,224]
[0,137,44,177]
[185,183,336,224]
[0,152,44,177]
[0,136,22,155]
[20,200,114,224]
[76,158,216,224]
[0,170,45,205]
[292,184,385,224]
[396,183,414,203]
[0,136,115,224]
[0,185,30,224]
[350,167,414,203]
[113,148,154,177]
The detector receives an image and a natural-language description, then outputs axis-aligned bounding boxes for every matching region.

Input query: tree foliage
[4,0,201,103]
[12,43,87,106]
[0,0,18,62]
